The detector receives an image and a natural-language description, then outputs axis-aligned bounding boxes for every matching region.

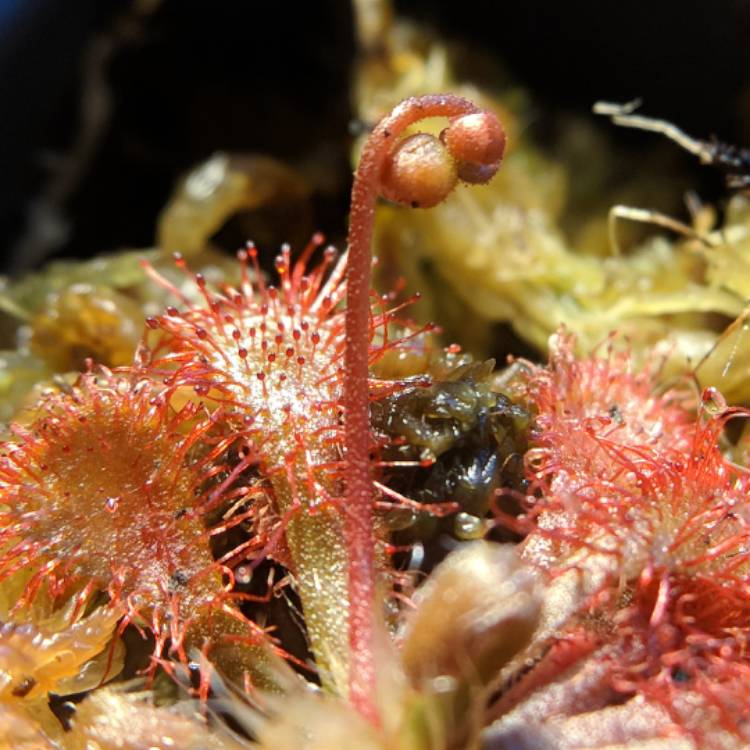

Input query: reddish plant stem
[344,94,483,724]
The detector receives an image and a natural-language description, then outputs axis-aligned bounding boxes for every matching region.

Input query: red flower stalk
[143,94,506,722]
[345,94,505,721]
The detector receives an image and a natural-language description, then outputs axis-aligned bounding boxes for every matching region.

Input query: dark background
[1,0,749,273]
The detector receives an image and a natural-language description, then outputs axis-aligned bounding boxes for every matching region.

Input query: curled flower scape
[0,92,511,739]
[344,93,506,721]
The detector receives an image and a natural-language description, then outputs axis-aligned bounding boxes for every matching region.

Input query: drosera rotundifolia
[344,94,505,721]
[0,367,287,691]
[140,94,506,723]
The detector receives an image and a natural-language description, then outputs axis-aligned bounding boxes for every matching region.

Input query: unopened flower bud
[442,111,506,167]
[380,133,458,208]
[402,541,542,685]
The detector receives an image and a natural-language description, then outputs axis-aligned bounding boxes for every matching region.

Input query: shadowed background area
[1,0,749,272]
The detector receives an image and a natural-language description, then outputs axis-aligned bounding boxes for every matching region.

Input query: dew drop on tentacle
[701,386,727,416]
